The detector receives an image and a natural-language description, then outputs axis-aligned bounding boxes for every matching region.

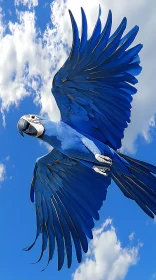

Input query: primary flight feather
[17,7,156,270]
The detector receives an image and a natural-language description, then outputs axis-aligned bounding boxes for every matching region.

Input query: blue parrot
[17,7,156,270]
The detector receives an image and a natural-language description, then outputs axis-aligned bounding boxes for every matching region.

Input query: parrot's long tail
[112,152,156,218]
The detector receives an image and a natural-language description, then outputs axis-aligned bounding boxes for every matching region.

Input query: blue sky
[0,0,156,279]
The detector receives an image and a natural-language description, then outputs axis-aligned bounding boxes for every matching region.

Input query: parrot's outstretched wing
[52,7,142,150]
[25,149,111,270]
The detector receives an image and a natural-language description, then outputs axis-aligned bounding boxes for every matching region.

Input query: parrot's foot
[93,154,112,176]
[95,154,112,166]
[93,166,110,176]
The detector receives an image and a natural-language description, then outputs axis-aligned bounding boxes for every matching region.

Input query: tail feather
[118,152,156,174]
[112,153,156,219]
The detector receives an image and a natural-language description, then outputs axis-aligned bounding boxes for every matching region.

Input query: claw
[95,154,112,166]
[93,166,110,176]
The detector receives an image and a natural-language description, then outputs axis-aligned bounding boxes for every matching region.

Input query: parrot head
[17,114,45,137]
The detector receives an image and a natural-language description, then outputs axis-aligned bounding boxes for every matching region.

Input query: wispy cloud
[73,219,142,280]
[5,156,10,161]
[0,163,6,182]
[152,272,156,279]
[129,232,135,241]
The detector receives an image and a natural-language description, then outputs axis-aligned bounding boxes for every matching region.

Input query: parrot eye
[31,115,35,119]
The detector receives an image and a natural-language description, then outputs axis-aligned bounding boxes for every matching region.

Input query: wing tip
[98,4,101,17]
[68,9,74,21]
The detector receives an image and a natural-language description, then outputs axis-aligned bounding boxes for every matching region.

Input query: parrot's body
[42,119,128,174]
[43,119,111,161]
[17,7,156,271]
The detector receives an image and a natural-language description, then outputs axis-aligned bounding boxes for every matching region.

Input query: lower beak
[17,118,29,137]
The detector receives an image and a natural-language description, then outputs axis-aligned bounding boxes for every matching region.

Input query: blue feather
[80,8,88,53]
[88,17,127,69]
[68,10,80,57]
[89,6,102,47]
[109,26,139,61]
[51,195,73,269]
[55,191,83,262]
[91,10,112,61]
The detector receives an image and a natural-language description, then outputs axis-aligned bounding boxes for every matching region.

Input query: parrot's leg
[81,139,112,176]
[93,154,112,176]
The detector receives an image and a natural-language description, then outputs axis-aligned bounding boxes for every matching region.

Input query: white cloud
[0,0,156,152]
[14,0,38,8]
[0,1,64,123]
[73,219,141,280]
[0,10,36,124]
[0,163,6,182]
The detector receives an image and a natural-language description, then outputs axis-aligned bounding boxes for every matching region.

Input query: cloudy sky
[0,0,156,279]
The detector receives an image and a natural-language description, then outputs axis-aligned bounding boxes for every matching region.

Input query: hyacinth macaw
[17,7,156,270]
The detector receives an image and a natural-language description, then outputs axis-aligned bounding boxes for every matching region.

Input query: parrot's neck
[41,120,62,149]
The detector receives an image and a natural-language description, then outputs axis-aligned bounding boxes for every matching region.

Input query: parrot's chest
[42,121,100,161]
[56,124,92,158]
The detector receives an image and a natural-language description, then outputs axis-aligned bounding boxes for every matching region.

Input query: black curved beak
[17,118,30,137]
[17,118,38,137]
